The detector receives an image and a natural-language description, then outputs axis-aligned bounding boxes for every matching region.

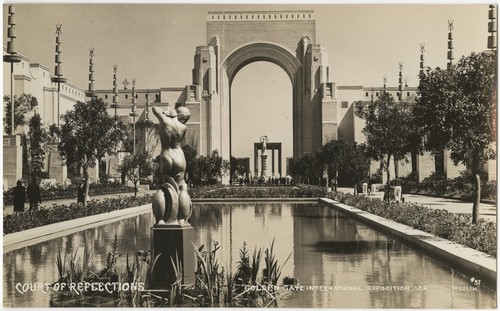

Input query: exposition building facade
[3,9,495,187]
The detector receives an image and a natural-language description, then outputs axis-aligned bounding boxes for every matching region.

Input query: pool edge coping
[319,198,497,284]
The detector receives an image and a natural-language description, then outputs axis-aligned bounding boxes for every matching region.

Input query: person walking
[13,180,26,213]
[27,177,42,210]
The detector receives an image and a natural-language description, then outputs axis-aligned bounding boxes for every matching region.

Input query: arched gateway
[191,10,337,164]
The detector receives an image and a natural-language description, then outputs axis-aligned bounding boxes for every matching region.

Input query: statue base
[150,224,195,289]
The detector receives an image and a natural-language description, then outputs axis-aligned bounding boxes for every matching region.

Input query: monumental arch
[192,10,337,162]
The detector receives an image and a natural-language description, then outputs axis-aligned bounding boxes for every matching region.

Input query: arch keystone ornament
[192,10,338,174]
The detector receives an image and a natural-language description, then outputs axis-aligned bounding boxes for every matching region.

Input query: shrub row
[328,192,496,257]
[189,185,327,199]
[3,195,151,235]
[3,182,135,205]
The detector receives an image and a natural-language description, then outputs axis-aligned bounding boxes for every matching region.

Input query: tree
[416,51,496,223]
[3,94,35,134]
[190,150,229,185]
[50,98,127,207]
[26,113,48,179]
[355,92,420,201]
[338,142,371,196]
[118,153,153,197]
[317,139,352,191]
[290,153,323,185]
[182,144,198,185]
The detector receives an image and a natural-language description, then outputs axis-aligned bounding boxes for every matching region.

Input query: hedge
[328,191,496,257]
[4,195,151,234]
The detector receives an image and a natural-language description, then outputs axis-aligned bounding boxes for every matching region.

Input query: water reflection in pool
[3,203,497,308]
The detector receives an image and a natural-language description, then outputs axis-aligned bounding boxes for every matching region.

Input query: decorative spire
[3,4,22,136]
[4,5,21,59]
[130,78,138,155]
[447,19,454,70]
[488,5,497,51]
[130,78,137,114]
[419,43,425,77]
[53,24,66,81]
[145,92,150,121]
[112,65,118,120]
[86,47,95,98]
[51,23,67,129]
[398,62,404,101]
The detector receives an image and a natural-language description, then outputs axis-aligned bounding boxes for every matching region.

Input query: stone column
[271,148,275,176]
[261,154,267,177]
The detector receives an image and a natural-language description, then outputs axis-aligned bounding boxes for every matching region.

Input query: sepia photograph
[2,2,497,308]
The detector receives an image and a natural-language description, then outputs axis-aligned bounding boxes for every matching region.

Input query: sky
[2,3,492,171]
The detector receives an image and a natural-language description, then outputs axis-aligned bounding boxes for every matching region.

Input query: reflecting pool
[3,203,497,308]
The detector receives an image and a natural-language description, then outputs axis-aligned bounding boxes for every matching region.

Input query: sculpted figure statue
[152,105,192,225]
[260,135,268,154]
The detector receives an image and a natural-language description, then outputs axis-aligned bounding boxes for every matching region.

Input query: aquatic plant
[263,238,292,287]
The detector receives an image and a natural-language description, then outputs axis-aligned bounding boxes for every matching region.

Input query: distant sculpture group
[152,105,192,225]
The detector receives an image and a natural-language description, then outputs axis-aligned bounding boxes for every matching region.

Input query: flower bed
[3,195,151,234]
[328,192,496,257]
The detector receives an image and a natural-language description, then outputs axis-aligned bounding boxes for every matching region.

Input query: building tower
[419,43,425,78]
[111,65,118,120]
[447,20,454,70]
[51,24,67,129]
[3,4,22,135]
[86,48,96,98]
[398,62,404,101]
[488,5,497,50]
[145,93,150,121]
[130,78,138,154]
[383,76,387,93]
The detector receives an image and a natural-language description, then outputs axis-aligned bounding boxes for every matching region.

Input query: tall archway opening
[230,61,293,177]
[191,11,338,182]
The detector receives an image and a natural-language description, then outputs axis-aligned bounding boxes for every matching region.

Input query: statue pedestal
[150,224,195,289]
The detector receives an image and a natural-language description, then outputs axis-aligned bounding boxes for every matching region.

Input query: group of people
[230,174,294,186]
[12,178,42,212]
[11,178,88,213]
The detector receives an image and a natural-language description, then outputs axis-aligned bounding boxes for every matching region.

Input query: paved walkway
[3,188,156,217]
[336,187,497,223]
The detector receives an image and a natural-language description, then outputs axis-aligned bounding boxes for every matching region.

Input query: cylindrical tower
[488,5,497,50]
[419,43,425,78]
[86,48,95,98]
[129,78,138,154]
[111,65,118,120]
[447,20,454,70]
[51,24,67,128]
[398,62,404,101]
[3,4,22,135]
